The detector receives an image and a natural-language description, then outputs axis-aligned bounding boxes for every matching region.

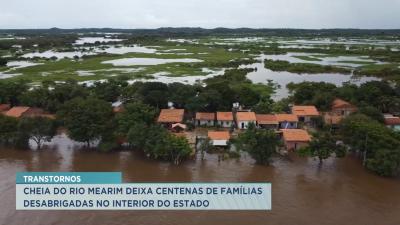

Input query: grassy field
[3,43,251,82]
[1,36,400,84]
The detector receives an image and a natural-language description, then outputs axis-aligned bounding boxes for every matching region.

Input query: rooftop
[384,116,400,126]
[5,107,30,118]
[216,112,233,121]
[0,104,11,112]
[281,129,311,142]
[208,131,231,140]
[256,114,278,125]
[275,114,299,122]
[332,98,355,109]
[236,111,256,121]
[157,109,184,123]
[292,105,320,117]
[196,112,215,121]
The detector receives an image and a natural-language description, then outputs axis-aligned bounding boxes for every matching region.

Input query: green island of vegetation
[264,59,352,74]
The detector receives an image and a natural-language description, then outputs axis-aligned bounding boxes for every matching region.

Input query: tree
[236,123,280,165]
[116,102,157,135]
[58,98,113,146]
[252,97,273,114]
[167,82,197,109]
[90,78,127,102]
[0,80,29,106]
[0,58,7,67]
[18,117,57,149]
[0,115,19,146]
[127,122,149,149]
[298,132,346,164]
[164,135,192,165]
[340,114,400,176]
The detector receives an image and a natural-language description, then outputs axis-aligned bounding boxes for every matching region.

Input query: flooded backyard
[0,134,399,225]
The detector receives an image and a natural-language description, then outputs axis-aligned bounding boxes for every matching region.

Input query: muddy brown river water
[0,134,399,225]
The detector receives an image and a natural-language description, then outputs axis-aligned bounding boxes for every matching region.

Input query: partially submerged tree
[58,97,113,147]
[341,114,400,177]
[0,115,19,146]
[18,117,57,150]
[298,132,346,164]
[236,123,280,165]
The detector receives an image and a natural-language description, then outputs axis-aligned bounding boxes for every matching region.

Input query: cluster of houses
[0,104,54,119]
[156,106,315,150]
[156,98,400,151]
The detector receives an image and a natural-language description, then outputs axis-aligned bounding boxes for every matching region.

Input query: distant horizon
[1,0,400,30]
[1,27,399,31]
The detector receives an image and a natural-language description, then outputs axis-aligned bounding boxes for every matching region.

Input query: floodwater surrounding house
[208,131,231,146]
[281,129,311,150]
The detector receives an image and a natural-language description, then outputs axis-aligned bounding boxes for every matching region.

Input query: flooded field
[243,55,380,99]
[102,57,203,66]
[0,134,399,225]
[0,35,399,98]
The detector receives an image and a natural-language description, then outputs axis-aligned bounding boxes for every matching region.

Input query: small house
[281,129,311,150]
[4,107,44,118]
[384,115,400,131]
[331,98,357,116]
[208,131,231,146]
[157,109,185,128]
[216,112,234,128]
[275,114,298,129]
[256,114,278,130]
[292,105,320,123]
[195,112,215,127]
[236,112,257,129]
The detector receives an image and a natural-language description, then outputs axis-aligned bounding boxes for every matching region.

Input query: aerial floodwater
[0,135,399,225]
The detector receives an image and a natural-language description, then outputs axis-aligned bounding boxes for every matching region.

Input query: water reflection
[0,134,399,225]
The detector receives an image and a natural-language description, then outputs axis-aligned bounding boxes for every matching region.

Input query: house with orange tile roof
[0,104,11,113]
[157,109,185,127]
[256,114,279,130]
[216,112,234,128]
[275,114,298,129]
[384,114,400,131]
[208,131,231,146]
[236,111,257,129]
[281,129,311,150]
[195,112,215,127]
[4,107,45,118]
[331,98,357,117]
[292,105,320,123]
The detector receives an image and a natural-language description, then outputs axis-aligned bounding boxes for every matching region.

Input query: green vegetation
[288,81,400,176]
[18,117,56,149]
[57,97,114,146]
[235,123,281,165]
[341,114,400,177]
[264,59,352,74]
[0,58,7,66]
[298,132,346,164]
